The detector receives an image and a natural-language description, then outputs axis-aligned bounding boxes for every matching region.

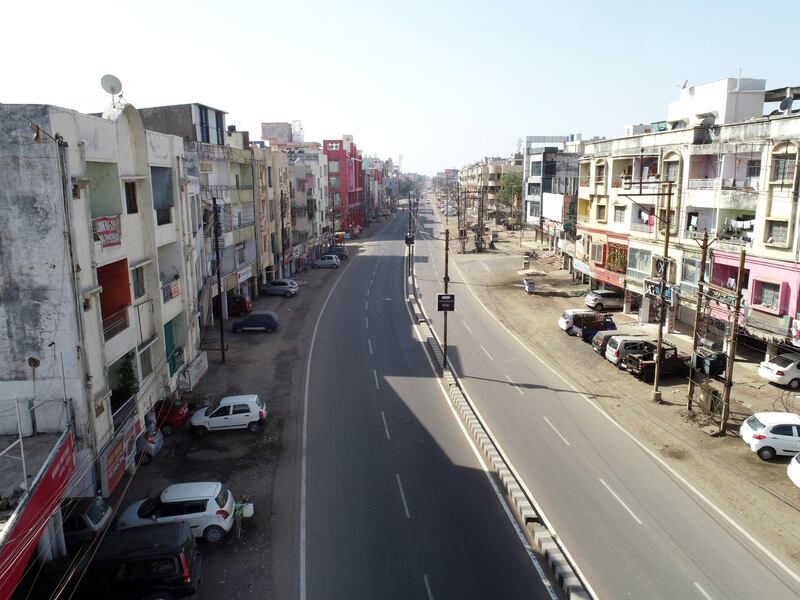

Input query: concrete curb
[406,253,593,600]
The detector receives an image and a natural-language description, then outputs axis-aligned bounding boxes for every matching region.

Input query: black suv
[35,522,202,600]
[327,245,349,260]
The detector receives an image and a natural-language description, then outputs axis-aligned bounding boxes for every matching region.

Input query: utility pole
[651,181,673,403]
[719,249,746,435]
[280,189,287,277]
[687,230,712,409]
[443,229,450,369]
[212,196,226,364]
[476,187,485,252]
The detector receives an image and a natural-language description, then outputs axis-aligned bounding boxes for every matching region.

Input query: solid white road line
[694,582,713,600]
[368,339,373,355]
[381,410,391,440]
[423,574,434,600]
[599,478,643,525]
[542,416,570,446]
[366,288,370,297]
[373,369,380,390]
[480,345,494,361]
[503,373,524,395]
[396,473,411,519]
[365,301,369,311]
[462,321,473,334]
[365,317,369,329]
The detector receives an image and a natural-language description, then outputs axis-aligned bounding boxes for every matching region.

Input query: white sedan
[757,353,800,390]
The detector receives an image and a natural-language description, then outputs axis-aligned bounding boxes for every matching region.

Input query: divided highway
[301,211,554,599]
[411,199,800,599]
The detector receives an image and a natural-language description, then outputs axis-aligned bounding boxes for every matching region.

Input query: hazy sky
[2,0,798,175]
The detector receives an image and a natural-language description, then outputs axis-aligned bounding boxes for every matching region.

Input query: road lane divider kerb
[405,255,592,600]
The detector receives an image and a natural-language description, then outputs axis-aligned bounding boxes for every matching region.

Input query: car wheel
[203,525,225,543]
[193,426,208,436]
[757,446,776,461]
[312,264,318,269]
[161,424,174,436]
[285,291,293,298]
[248,421,262,433]
[789,378,800,390]
[595,303,604,311]
[138,452,152,466]
[145,592,175,600]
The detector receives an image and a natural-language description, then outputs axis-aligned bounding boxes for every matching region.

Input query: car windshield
[137,497,161,518]
[747,415,764,430]
[608,339,619,349]
[256,396,265,409]
[771,355,797,367]
[86,497,110,525]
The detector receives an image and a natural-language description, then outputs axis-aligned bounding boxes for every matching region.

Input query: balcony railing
[111,393,137,432]
[630,222,654,233]
[162,280,181,302]
[103,307,129,341]
[579,177,590,186]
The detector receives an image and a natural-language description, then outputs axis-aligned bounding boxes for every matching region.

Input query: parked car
[584,289,624,311]
[605,336,653,367]
[117,482,235,543]
[190,394,267,434]
[233,311,280,333]
[136,422,164,465]
[623,341,689,383]
[558,308,596,332]
[592,330,639,355]
[261,279,299,297]
[739,412,800,460]
[61,496,113,549]
[34,523,202,600]
[327,245,349,260]
[789,454,800,487]
[312,255,341,269]
[227,294,252,317]
[757,353,800,390]
[153,397,191,436]
[569,313,616,341]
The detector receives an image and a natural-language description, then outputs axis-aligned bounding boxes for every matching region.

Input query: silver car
[261,279,298,297]
[312,255,341,269]
[585,289,624,311]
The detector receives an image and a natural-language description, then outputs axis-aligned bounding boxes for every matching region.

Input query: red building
[324,135,365,230]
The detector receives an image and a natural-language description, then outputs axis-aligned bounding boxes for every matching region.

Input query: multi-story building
[459,155,523,215]
[323,135,365,232]
[576,77,800,355]
[140,104,258,319]
[0,101,206,595]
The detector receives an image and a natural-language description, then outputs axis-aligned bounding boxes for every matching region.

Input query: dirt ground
[444,226,800,568]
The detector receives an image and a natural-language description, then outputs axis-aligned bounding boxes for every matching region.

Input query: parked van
[605,336,653,367]
[558,309,596,332]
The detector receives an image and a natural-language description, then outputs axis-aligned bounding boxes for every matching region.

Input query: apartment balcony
[743,308,792,338]
[156,209,177,246]
[630,221,654,233]
[161,279,182,322]
[684,178,759,211]
[103,306,136,365]
[103,307,130,341]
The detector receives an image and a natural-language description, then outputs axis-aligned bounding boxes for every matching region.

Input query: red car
[153,398,191,435]
[228,294,252,317]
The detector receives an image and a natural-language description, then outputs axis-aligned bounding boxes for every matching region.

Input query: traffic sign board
[437,293,455,312]
[405,234,415,245]
[644,278,671,301]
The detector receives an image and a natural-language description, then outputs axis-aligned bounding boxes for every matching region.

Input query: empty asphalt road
[412,199,800,599]
[301,210,554,599]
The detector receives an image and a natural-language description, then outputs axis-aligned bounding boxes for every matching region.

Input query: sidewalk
[430,205,800,568]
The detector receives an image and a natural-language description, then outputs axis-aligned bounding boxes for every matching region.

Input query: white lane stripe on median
[694,582,712,600]
[368,339,373,355]
[503,373,524,395]
[381,411,391,440]
[599,478,642,525]
[365,316,369,329]
[396,473,411,519]
[480,345,494,361]
[423,574,434,600]
[373,369,380,390]
[542,416,570,446]
[462,320,473,334]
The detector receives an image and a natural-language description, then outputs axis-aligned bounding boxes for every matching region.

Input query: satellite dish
[779,96,793,112]
[699,114,716,128]
[101,74,123,96]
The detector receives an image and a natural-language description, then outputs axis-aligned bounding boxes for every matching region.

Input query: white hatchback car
[312,255,340,269]
[584,289,624,311]
[190,394,267,434]
[739,412,800,461]
[757,353,800,390]
[117,482,235,543]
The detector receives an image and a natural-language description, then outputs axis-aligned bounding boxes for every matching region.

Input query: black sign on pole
[405,233,415,245]
[437,293,455,312]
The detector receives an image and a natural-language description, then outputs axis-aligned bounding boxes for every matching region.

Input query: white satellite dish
[101,74,122,95]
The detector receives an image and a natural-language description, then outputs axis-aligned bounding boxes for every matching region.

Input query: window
[627,247,652,280]
[132,266,146,299]
[770,425,794,437]
[590,243,604,263]
[232,404,251,415]
[329,176,340,189]
[216,488,231,509]
[329,161,340,174]
[145,558,177,576]
[746,159,761,178]
[771,154,796,182]
[199,107,210,143]
[530,162,542,176]
[235,244,246,266]
[215,111,225,145]
[596,204,607,221]
[595,164,606,183]
[606,244,627,273]
[613,205,626,223]
[766,220,789,245]
[754,281,781,310]
[124,182,138,214]
[210,405,231,418]
[268,166,273,187]
[139,347,153,379]
[527,183,541,196]
[663,161,679,183]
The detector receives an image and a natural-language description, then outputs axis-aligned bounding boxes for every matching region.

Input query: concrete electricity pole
[651,181,673,404]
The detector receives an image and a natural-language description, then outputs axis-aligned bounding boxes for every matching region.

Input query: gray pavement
[303,210,554,599]
[413,200,800,600]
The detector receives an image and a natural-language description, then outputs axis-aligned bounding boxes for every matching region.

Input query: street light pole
[443,229,450,370]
